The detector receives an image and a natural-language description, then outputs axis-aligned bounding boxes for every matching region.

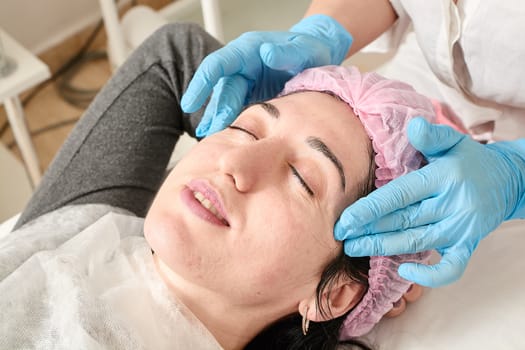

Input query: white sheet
[0,206,222,350]
[364,220,525,349]
[0,214,18,239]
[2,210,523,348]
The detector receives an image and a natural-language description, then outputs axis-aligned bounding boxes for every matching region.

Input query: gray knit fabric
[15,23,222,229]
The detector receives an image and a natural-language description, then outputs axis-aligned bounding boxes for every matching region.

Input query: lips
[181,179,230,227]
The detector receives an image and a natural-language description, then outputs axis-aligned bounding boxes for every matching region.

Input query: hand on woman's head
[181,15,353,137]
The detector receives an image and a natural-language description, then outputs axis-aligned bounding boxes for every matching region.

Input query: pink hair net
[280,65,435,338]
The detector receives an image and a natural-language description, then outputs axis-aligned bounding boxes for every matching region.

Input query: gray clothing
[15,23,222,229]
[3,24,226,349]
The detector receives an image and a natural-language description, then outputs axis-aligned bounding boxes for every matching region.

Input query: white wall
[0,0,129,54]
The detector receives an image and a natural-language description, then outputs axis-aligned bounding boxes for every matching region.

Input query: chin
[144,203,185,252]
[144,211,193,276]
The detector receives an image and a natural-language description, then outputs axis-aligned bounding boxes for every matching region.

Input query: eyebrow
[307,137,346,191]
[258,101,280,119]
[254,101,346,191]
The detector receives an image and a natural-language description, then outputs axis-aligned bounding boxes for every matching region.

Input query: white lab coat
[368,0,525,141]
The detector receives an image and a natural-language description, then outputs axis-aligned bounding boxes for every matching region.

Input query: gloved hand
[180,14,353,137]
[334,117,525,288]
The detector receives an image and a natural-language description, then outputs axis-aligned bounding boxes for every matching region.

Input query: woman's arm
[14,23,222,229]
[304,0,398,55]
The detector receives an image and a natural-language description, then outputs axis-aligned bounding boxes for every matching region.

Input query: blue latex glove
[334,117,525,287]
[180,14,353,137]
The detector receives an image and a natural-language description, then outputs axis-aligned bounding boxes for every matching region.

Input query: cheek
[143,172,224,280]
[144,203,192,271]
[142,137,226,256]
[145,205,231,287]
[235,196,337,293]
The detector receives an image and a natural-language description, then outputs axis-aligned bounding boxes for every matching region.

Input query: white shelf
[0,28,52,187]
[0,29,50,101]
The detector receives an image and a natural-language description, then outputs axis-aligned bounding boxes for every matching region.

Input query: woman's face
[145,91,371,309]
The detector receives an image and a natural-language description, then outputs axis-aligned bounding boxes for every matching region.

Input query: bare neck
[152,254,293,350]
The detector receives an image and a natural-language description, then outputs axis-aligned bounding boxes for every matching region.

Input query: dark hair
[245,138,377,350]
[245,254,372,350]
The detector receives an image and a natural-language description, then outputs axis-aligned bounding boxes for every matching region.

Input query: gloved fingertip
[196,119,211,138]
[397,263,425,285]
[195,127,208,138]
[336,220,363,240]
[339,204,368,228]
[206,120,227,136]
[259,43,274,60]
[408,117,464,157]
[260,43,285,70]
[180,93,196,113]
[260,42,302,72]
[343,240,367,257]
[406,117,431,150]
[182,75,213,113]
[407,116,428,135]
[333,221,349,241]
[205,105,239,136]
[399,262,456,288]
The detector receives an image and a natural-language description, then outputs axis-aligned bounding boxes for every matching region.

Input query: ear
[298,277,366,322]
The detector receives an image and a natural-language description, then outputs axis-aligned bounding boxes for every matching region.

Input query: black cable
[1,0,168,140]
[0,18,104,139]
[56,50,108,109]
[0,0,124,139]
[21,18,105,108]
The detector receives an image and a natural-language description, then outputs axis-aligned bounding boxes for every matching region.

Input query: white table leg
[201,0,224,42]
[3,96,41,187]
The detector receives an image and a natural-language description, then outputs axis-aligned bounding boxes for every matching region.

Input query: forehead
[268,91,364,137]
[267,91,370,155]
[266,91,372,197]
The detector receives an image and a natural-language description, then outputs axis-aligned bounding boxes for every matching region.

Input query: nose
[219,138,285,192]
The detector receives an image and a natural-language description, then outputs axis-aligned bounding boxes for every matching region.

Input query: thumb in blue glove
[334,117,525,287]
[180,15,353,137]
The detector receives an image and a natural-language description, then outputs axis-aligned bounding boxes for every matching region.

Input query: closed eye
[229,125,314,197]
[290,164,314,197]
[228,125,258,140]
